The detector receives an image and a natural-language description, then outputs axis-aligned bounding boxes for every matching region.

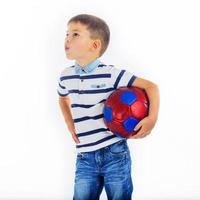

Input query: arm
[59,96,80,144]
[130,77,160,139]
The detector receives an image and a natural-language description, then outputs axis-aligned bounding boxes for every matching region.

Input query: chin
[66,54,75,60]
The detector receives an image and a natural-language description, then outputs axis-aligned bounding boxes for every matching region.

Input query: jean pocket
[108,140,128,156]
[77,152,85,160]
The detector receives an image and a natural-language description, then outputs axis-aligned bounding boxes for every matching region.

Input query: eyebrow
[66,29,81,32]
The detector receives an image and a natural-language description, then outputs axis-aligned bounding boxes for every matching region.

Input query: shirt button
[81,79,84,82]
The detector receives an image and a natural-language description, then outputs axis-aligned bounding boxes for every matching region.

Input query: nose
[65,36,69,43]
[64,39,70,49]
[65,34,71,43]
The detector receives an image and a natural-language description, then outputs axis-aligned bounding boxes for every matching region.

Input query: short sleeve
[57,71,69,97]
[110,66,137,89]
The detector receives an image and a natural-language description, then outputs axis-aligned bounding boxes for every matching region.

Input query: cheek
[70,38,91,52]
[76,44,90,53]
[73,41,84,49]
[79,38,91,48]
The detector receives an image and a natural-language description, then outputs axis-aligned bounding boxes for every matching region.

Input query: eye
[65,32,79,39]
[72,33,79,37]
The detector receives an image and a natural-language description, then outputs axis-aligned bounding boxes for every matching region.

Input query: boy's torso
[61,62,123,153]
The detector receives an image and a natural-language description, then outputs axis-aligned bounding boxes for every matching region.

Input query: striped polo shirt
[57,59,137,153]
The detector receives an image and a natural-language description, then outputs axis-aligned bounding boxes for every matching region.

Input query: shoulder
[104,64,124,74]
[95,64,126,77]
[59,65,75,77]
[96,63,116,73]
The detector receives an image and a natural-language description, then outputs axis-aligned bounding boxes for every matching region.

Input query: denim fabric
[73,139,133,200]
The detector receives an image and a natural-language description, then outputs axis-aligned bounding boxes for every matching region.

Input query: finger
[133,130,151,139]
[134,121,143,131]
[71,133,80,144]
[133,126,150,138]
[131,128,144,139]
[135,126,144,135]
[138,134,147,138]
[73,135,80,144]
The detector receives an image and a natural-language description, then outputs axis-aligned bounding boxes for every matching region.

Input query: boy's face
[65,22,97,60]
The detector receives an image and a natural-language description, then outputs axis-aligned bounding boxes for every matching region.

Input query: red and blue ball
[103,86,149,138]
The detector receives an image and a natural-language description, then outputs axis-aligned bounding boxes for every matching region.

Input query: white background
[0,0,200,199]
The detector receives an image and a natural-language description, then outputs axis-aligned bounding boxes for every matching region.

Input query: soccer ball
[103,86,149,138]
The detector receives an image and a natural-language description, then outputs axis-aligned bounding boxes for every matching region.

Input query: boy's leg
[73,151,104,200]
[103,140,133,200]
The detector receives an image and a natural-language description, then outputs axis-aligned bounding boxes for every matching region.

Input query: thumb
[71,131,80,144]
[74,135,80,144]
[134,120,143,131]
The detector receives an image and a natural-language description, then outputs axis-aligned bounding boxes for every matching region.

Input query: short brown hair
[68,14,110,57]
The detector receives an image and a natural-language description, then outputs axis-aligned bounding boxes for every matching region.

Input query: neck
[76,56,99,67]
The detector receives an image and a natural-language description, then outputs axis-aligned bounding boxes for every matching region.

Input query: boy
[57,14,159,200]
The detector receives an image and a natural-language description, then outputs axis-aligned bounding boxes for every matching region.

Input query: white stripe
[72,103,104,118]
[78,131,114,144]
[74,118,107,134]
[76,137,124,153]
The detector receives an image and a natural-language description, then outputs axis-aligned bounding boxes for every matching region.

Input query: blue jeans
[73,139,133,200]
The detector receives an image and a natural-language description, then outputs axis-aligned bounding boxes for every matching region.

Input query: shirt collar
[75,59,102,74]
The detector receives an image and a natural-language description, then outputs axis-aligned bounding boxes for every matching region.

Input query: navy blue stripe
[71,99,106,108]
[114,70,125,89]
[60,74,111,81]
[69,88,114,94]
[98,64,107,67]
[127,75,137,87]
[60,75,79,81]
[71,103,94,108]
[59,82,65,89]
[57,90,69,96]
[80,74,111,79]
[74,114,104,123]
[77,128,110,137]
[76,135,117,148]
[99,99,107,103]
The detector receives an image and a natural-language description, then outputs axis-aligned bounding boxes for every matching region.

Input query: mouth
[65,46,69,51]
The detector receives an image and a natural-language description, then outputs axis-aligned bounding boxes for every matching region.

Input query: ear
[92,39,101,52]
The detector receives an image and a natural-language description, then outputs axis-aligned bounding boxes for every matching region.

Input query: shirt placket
[79,69,85,95]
